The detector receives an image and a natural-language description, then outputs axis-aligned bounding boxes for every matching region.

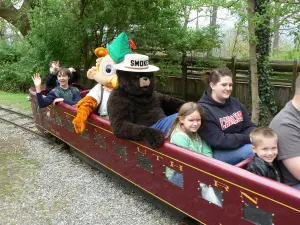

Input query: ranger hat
[114,54,159,72]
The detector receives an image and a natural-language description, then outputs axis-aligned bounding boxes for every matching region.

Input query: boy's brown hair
[57,67,71,78]
[250,127,278,146]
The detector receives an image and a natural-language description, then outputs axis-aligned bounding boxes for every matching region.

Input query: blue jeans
[292,183,300,189]
[213,144,254,165]
[151,113,178,134]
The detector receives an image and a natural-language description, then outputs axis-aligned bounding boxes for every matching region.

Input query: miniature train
[29,87,300,225]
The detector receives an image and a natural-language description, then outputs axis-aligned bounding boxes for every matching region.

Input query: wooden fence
[153,56,300,110]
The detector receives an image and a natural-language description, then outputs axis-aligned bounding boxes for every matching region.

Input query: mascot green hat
[108,32,132,63]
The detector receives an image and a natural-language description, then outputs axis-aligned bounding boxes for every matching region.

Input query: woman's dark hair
[57,67,71,78]
[205,67,232,84]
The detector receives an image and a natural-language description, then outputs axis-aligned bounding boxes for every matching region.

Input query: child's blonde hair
[250,127,278,146]
[167,102,204,141]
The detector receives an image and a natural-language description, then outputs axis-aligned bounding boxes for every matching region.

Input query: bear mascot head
[108,54,185,149]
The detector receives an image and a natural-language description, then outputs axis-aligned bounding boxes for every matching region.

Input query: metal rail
[0,106,34,119]
[0,107,47,140]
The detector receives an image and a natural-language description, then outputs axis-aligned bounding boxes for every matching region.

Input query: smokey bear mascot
[107,54,185,149]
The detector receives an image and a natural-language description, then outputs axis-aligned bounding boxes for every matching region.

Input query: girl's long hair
[167,102,205,141]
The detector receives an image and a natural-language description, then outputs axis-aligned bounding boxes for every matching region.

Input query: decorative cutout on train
[34,103,40,120]
[42,109,50,119]
[137,153,152,172]
[165,167,184,188]
[113,142,127,160]
[81,129,89,139]
[198,182,222,207]
[94,133,106,149]
[243,203,273,225]
[55,115,62,126]
[66,120,74,131]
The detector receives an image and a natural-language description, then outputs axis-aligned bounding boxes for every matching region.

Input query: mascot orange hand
[72,96,97,134]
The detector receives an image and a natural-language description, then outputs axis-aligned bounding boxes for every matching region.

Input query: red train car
[29,88,300,225]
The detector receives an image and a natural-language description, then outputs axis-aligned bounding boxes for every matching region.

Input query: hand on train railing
[53,98,64,105]
[73,115,86,134]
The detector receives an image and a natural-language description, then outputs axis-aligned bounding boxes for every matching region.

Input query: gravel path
[0,106,181,225]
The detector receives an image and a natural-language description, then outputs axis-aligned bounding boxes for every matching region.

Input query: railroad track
[0,106,47,140]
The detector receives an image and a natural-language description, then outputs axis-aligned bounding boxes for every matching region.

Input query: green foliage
[154,60,182,87]
[0,0,221,92]
[271,46,300,60]
[28,0,84,66]
[0,40,44,92]
[195,57,226,69]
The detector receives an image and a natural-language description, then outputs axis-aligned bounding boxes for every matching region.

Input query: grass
[0,91,32,111]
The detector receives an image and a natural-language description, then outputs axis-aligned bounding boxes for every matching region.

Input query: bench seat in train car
[29,88,300,225]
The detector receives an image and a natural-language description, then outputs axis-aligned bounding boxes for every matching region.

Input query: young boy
[32,68,81,108]
[45,60,79,94]
[246,127,282,182]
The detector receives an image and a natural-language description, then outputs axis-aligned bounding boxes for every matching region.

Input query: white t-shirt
[87,84,111,116]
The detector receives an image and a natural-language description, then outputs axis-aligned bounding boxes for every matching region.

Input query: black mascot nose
[143,77,149,81]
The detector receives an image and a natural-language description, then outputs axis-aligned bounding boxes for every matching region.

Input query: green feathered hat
[108,32,132,63]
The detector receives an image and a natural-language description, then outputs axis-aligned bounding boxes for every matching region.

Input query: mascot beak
[110,76,118,88]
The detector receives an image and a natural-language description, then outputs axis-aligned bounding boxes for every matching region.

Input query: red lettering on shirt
[219,111,244,130]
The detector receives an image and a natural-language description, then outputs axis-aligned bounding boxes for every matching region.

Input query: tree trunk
[181,53,188,100]
[183,6,191,29]
[232,22,241,56]
[0,0,34,36]
[196,8,199,29]
[272,16,280,50]
[210,6,218,26]
[248,0,260,125]
[0,19,6,38]
[207,6,217,57]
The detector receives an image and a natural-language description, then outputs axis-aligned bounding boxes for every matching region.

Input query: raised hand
[87,66,98,79]
[32,73,42,87]
[68,67,76,73]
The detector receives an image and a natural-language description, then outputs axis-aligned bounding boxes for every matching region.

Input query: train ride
[29,87,300,225]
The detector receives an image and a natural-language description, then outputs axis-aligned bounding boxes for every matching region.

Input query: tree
[0,0,221,92]
[0,0,35,36]
[247,0,259,124]
[207,5,218,57]
[255,0,278,125]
